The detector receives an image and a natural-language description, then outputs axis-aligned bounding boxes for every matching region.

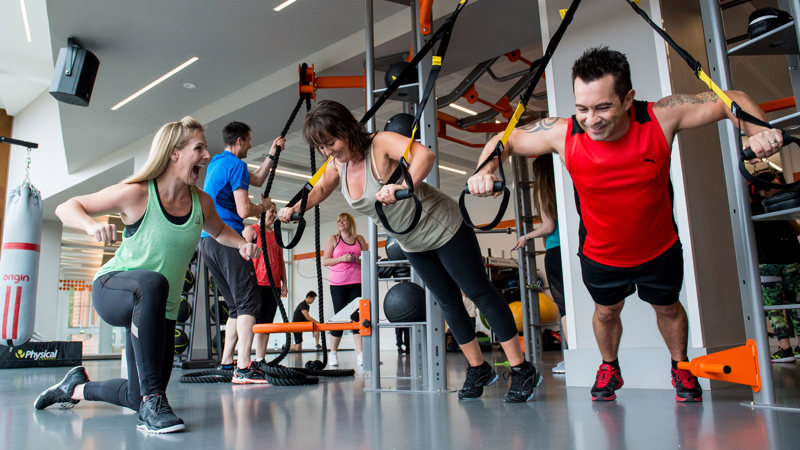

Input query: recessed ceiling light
[183,82,197,89]
[111,57,199,110]
[274,0,298,12]
[449,103,478,116]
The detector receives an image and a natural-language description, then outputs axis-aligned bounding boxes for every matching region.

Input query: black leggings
[83,271,175,411]
[405,223,518,345]
[330,283,361,337]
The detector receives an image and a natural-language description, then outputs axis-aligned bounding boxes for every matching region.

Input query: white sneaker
[552,360,565,374]
[328,352,338,366]
[356,353,363,367]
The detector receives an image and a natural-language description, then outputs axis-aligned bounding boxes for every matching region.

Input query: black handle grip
[394,189,412,200]
[742,131,797,161]
[290,212,302,221]
[463,181,505,195]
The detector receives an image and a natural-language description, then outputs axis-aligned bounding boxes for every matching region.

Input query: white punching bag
[0,182,42,346]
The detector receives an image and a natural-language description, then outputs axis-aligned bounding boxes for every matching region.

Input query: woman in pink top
[322,212,368,367]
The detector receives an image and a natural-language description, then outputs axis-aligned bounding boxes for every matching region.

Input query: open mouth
[191,165,202,177]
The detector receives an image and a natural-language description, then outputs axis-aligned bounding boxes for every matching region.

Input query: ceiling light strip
[111,57,199,111]
[438,164,466,175]
[448,103,478,116]
[19,0,31,42]
[274,0,298,12]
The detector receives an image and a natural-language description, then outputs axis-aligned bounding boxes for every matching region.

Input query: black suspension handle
[740,133,800,190]
[459,182,511,231]
[462,180,505,195]
[274,215,306,249]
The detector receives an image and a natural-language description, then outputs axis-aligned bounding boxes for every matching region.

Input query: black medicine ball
[183,269,195,293]
[384,62,417,89]
[177,296,192,323]
[748,8,793,39]
[174,329,189,354]
[384,281,426,323]
[384,113,416,138]
[385,236,405,261]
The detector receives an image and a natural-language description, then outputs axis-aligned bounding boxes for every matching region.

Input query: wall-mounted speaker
[49,38,99,107]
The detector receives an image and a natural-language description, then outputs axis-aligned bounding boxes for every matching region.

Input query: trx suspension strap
[374,0,467,234]
[460,0,582,230]
[276,0,469,247]
[623,0,800,191]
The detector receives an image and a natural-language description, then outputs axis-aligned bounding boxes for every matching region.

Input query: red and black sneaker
[591,363,624,401]
[672,367,702,402]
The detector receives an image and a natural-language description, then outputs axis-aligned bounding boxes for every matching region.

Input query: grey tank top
[340,145,462,253]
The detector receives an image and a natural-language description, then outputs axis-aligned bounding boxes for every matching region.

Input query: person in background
[749,171,800,362]
[322,212,368,367]
[289,291,320,352]
[242,201,287,364]
[198,120,282,384]
[511,153,568,374]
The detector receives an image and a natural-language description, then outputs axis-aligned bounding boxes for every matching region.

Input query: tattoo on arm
[520,117,559,134]
[656,92,719,108]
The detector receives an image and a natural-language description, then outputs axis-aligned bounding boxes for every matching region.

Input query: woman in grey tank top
[278,100,542,403]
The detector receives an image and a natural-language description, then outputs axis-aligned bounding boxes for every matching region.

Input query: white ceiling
[2,0,545,228]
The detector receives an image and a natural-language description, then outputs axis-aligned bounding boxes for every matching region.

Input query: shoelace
[674,369,696,388]
[464,365,485,384]
[150,394,175,415]
[596,368,615,388]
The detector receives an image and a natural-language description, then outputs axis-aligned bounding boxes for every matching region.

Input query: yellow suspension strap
[460,0,583,230]
[274,157,331,249]
[373,0,467,234]
[622,0,800,191]
[376,1,467,234]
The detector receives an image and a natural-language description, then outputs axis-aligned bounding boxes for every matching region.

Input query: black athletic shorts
[580,239,683,306]
[198,237,260,319]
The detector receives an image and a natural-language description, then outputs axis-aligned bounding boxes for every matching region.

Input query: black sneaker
[770,347,796,363]
[34,366,89,410]
[504,361,543,403]
[591,364,624,401]
[457,361,497,399]
[136,393,185,433]
[672,367,702,402]
[232,362,270,384]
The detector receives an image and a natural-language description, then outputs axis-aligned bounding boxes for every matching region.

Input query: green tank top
[95,180,203,320]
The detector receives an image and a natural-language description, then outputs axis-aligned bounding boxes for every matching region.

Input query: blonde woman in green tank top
[278,101,543,403]
[39,117,263,433]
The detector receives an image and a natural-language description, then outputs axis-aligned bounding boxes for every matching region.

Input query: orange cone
[676,339,761,392]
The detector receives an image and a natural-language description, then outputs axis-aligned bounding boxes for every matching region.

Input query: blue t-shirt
[545,220,560,250]
[201,151,250,236]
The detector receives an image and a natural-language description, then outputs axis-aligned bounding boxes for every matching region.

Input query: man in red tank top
[468,47,783,403]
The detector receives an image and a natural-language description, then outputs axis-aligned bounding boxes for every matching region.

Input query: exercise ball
[384,282,426,323]
[508,301,524,333]
[177,296,192,323]
[385,236,405,261]
[537,292,559,324]
[210,300,229,324]
[183,269,195,293]
[480,292,560,332]
[174,329,189,354]
[384,113,415,138]
[384,61,417,88]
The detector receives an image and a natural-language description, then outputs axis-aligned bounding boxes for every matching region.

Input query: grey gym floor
[5,349,800,450]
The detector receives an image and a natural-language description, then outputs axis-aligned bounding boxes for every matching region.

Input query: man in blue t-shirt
[199,120,284,384]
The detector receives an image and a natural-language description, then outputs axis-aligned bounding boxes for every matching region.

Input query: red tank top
[250,224,282,286]
[564,100,678,267]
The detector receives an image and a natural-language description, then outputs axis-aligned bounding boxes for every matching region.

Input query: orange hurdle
[677,339,761,392]
[253,298,371,336]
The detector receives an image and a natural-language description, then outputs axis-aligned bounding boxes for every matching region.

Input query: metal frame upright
[698,0,800,409]
[362,0,447,393]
